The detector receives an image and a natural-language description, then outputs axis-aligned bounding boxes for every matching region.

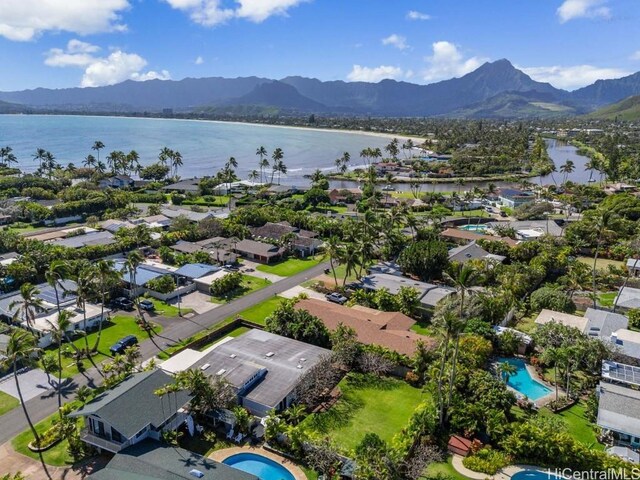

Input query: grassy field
[539,401,603,450]
[598,292,617,308]
[146,298,192,317]
[211,274,271,303]
[43,314,162,377]
[410,320,435,336]
[234,296,283,325]
[12,409,77,466]
[302,373,426,453]
[426,457,473,480]
[256,257,323,277]
[577,256,624,270]
[0,390,19,416]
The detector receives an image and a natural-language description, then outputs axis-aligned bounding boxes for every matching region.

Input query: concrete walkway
[210,446,307,480]
[451,454,545,480]
[240,260,285,283]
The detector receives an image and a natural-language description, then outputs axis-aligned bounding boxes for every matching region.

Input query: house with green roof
[70,370,192,453]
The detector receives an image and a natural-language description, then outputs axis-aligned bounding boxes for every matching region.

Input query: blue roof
[115,261,166,287]
[174,263,218,279]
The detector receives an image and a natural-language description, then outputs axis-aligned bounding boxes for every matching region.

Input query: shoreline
[1,112,425,144]
[326,172,534,185]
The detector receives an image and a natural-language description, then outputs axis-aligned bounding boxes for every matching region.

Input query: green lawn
[43,314,162,377]
[0,390,19,416]
[598,292,617,308]
[410,320,435,336]
[233,296,283,325]
[577,256,624,270]
[427,457,473,480]
[146,298,192,317]
[12,408,77,466]
[227,326,251,337]
[539,401,603,450]
[256,257,323,277]
[451,209,490,218]
[211,274,271,303]
[302,373,426,453]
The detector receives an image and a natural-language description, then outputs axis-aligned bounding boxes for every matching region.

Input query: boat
[382,184,396,191]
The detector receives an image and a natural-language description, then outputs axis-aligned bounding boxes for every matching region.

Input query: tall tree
[9,283,44,328]
[93,260,118,352]
[92,140,105,166]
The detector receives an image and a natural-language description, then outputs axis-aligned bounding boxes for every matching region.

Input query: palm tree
[75,385,93,405]
[171,151,183,178]
[497,361,517,384]
[270,148,284,184]
[10,283,44,328]
[93,260,118,352]
[127,150,141,176]
[591,209,618,308]
[432,310,464,427]
[256,146,268,183]
[45,260,70,316]
[125,250,145,319]
[46,309,78,415]
[559,159,575,185]
[443,263,480,420]
[92,141,105,166]
[541,347,561,401]
[83,154,97,169]
[1,330,51,480]
[75,267,104,375]
[33,148,47,171]
[585,158,597,183]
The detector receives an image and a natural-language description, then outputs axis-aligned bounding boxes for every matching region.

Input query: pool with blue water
[498,357,552,401]
[223,453,295,480]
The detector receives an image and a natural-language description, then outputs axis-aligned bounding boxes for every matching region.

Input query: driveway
[240,260,285,283]
[176,291,220,315]
[0,368,54,402]
[279,286,327,301]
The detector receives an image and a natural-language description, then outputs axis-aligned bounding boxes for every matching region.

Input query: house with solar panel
[0,280,107,348]
[598,360,640,449]
[115,260,219,301]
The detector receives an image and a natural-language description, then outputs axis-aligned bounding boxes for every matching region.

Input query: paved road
[0,261,329,445]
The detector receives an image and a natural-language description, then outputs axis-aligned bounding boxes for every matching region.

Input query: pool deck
[496,357,561,407]
[209,446,308,480]
[452,455,552,480]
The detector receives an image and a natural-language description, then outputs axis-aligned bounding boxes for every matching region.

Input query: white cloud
[44,40,170,87]
[382,34,408,51]
[0,0,129,41]
[521,64,629,90]
[422,41,486,82]
[347,65,404,83]
[557,0,610,23]
[631,51,640,61]
[195,55,204,64]
[406,10,430,21]
[163,0,307,26]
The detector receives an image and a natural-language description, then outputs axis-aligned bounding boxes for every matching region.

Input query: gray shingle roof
[89,440,258,480]
[448,241,505,264]
[597,381,640,438]
[70,370,191,439]
[584,308,629,339]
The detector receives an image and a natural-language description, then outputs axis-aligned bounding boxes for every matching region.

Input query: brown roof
[448,435,472,451]
[235,239,283,258]
[440,228,518,247]
[296,298,435,357]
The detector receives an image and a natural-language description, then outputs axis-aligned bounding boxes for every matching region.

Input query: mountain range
[1,59,640,118]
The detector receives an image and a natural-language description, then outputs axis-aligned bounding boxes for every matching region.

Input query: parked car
[224,264,240,272]
[325,292,348,305]
[139,299,155,311]
[345,282,363,291]
[109,335,138,355]
[499,211,508,217]
[111,296,134,311]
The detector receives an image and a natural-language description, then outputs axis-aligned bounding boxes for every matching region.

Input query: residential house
[234,239,284,264]
[115,260,195,300]
[173,263,219,281]
[296,298,436,357]
[265,185,299,196]
[328,188,363,205]
[360,273,455,310]
[48,230,116,249]
[70,370,191,453]
[448,241,506,264]
[627,259,640,278]
[614,287,640,310]
[604,183,636,195]
[160,207,216,223]
[498,188,535,208]
[250,221,322,257]
[0,252,20,266]
[161,178,201,194]
[171,236,237,265]
[160,329,330,417]
[597,361,640,448]
[487,220,563,240]
[88,440,258,480]
[212,180,264,195]
[440,228,518,247]
[99,175,134,189]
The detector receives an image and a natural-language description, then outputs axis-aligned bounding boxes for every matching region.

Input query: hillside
[588,95,640,121]
[449,91,579,119]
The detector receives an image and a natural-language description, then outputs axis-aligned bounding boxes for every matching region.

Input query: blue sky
[0,0,638,91]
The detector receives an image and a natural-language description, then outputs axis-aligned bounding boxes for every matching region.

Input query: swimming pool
[512,469,563,480]
[498,357,552,401]
[223,453,295,480]
[459,224,487,232]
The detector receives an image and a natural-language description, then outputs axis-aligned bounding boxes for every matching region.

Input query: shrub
[530,286,576,314]
[210,272,242,297]
[462,448,510,475]
[146,275,176,294]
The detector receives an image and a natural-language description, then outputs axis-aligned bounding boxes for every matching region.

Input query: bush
[146,275,176,294]
[530,286,576,314]
[462,448,511,475]
[210,272,242,297]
